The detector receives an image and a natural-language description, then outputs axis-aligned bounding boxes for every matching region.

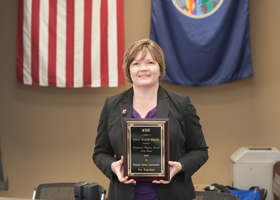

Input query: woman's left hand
[152,161,183,184]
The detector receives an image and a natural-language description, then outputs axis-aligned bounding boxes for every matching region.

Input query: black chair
[193,191,239,200]
[33,182,76,200]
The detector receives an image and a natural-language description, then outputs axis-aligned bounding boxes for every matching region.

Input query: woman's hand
[111,156,136,185]
[152,161,182,184]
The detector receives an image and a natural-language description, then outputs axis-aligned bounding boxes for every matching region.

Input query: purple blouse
[132,107,160,200]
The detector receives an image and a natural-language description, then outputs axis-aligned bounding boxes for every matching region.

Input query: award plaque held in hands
[123,118,170,181]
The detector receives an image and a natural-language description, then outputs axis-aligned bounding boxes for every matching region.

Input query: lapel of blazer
[119,86,170,129]
[119,87,133,131]
[157,85,170,118]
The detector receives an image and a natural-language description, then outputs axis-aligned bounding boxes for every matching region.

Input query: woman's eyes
[131,61,155,66]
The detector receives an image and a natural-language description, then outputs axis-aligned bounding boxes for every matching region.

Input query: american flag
[16,0,125,88]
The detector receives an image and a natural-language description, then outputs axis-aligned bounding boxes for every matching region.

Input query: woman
[93,39,208,200]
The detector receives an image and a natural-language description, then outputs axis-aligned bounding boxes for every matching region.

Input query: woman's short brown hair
[122,38,166,83]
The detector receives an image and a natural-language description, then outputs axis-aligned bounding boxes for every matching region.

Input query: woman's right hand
[111,156,136,185]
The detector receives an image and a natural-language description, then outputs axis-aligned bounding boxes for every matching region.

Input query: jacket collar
[119,87,133,119]
[119,85,170,129]
[157,85,170,118]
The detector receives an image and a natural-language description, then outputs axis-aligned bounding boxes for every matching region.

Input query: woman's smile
[130,51,160,88]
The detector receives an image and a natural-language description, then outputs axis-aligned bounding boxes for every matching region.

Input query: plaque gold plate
[123,118,170,181]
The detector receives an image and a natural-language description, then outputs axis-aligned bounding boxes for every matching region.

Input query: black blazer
[93,86,208,200]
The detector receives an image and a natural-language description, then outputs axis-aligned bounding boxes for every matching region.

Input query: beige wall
[0,0,280,198]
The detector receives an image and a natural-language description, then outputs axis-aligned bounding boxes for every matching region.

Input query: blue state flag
[150,0,253,86]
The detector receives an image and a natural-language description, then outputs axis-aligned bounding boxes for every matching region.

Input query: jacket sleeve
[177,96,208,182]
[92,98,117,181]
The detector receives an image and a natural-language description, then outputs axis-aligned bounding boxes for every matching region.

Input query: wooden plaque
[123,118,170,181]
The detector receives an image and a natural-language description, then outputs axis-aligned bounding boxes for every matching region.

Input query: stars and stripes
[17,0,125,88]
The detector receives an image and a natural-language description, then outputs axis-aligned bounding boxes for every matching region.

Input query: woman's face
[129,51,160,88]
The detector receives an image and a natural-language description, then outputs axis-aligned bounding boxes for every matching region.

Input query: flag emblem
[151,0,253,86]
[172,0,224,18]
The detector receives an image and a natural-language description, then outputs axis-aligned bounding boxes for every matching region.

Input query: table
[194,184,209,191]
[0,198,36,200]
